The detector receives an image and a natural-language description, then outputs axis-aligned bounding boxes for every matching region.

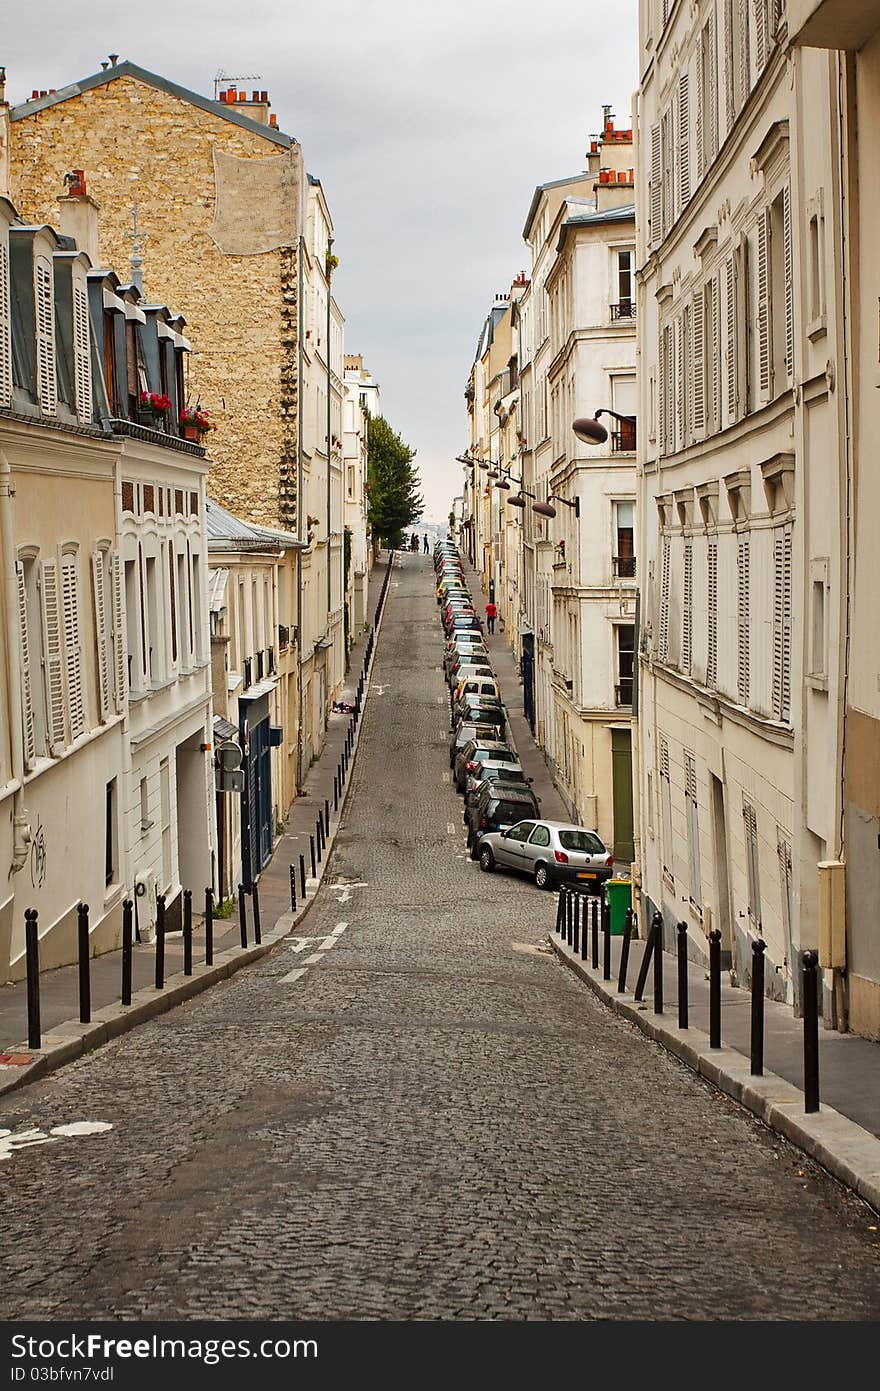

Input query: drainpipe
[326,239,333,682]
[0,447,27,876]
[296,234,305,790]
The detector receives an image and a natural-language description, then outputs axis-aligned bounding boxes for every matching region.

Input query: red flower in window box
[179,406,217,439]
[138,391,172,418]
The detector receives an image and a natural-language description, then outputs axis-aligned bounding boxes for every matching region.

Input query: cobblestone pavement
[1,553,879,1321]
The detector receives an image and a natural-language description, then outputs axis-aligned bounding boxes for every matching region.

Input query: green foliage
[367,416,423,549]
[213,897,237,920]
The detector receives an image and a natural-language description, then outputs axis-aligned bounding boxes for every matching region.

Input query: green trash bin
[605,879,632,936]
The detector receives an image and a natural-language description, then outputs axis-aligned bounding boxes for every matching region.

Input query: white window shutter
[676,315,685,452]
[696,59,705,182]
[783,181,794,383]
[91,550,111,722]
[725,254,737,424]
[61,554,85,740]
[679,73,691,208]
[707,540,718,686]
[725,0,736,131]
[709,275,721,432]
[682,541,693,674]
[659,535,671,662]
[757,211,772,400]
[34,256,57,417]
[773,526,793,721]
[738,0,751,108]
[17,563,36,770]
[685,752,702,909]
[41,559,66,753]
[0,239,11,409]
[692,291,705,438]
[737,534,750,705]
[73,278,92,425]
[754,0,768,70]
[112,551,127,711]
[650,124,662,248]
[707,11,718,162]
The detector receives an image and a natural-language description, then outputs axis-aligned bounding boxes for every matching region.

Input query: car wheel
[469,837,481,861]
[479,846,495,872]
[534,863,553,891]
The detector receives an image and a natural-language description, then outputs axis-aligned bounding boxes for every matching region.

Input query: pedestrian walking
[423,534,429,554]
[485,600,497,635]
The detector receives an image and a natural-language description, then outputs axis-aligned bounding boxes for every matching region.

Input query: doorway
[611,728,634,864]
[710,773,733,954]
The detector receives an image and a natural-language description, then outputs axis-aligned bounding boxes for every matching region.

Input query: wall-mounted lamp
[531,494,580,519]
[572,408,637,446]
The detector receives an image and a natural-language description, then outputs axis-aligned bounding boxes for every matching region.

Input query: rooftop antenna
[213,69,262,100]
[125,200,146,292]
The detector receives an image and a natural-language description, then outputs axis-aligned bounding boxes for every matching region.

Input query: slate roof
[206,498,303,551]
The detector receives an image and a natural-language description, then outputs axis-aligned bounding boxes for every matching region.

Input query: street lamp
[572,408,637,446]
[531,493,580,520]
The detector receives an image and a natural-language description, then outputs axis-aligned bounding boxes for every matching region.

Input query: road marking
[373,684,388,696]
[303,952,325,965]
[447,822,456,835]
[332,921,348,935]
[279,967,307,984]
[0,1121,113,1163]
[331,881,367,904]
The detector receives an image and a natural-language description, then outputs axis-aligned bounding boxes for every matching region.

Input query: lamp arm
[594,407,636,426]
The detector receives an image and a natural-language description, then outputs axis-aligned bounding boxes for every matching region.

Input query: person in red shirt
[485,600,497,634]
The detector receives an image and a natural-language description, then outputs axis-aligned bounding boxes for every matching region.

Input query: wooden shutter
[676,315,685,452]
[696,51,705,182]
[682,541,693,674]
[91,550,111,722]
[725,254,737,424]
[754,0,768,70]
[73,278,92,424]
[661,105,673,238]
[783,182,794,383]
[34,256,57,416]
[707,540,718,686]
[17,563,37,769]
[660,736,674,882]
[772,527,793,721]
[692,291,705,437]
[725,0,736,130]
[777,831,793,946]
[737,534,750,705]
[650,125,662,248]
[0,239,11,409]
[738,0,751,109]
[743,799,762,927]
[41,559,66,752]
[684,752,702,909]
[757,211,772,400]
[679,72,691,209]
[61,554,85,740]
[707,10,718,162]
[659,535,671,662]
[112,552,127,711]
[706,275,720,432]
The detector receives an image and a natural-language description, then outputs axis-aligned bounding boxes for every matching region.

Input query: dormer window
[0,232,11,410]
[34,255,57,416]
[103,309,118,413]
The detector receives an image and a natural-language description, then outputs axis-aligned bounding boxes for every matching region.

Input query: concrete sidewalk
[0,555,392,1090]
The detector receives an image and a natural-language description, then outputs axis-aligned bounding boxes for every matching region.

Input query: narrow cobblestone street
[1,553,878,1321]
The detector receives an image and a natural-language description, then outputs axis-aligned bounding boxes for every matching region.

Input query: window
[139,776,151,833]
[682,542,693,674]
[615,251,634,317]
[810,565,827,680]
[614,502,635,578]
[757,184,794,401]
[697,11,719,178]
[61,550,85,740]
[103,311,118,413]
[105,778,117,886]
[160,757,172,892]
[660,737,674,885]
[743,798,762,929]
[91,548,112,723]
[684,753,702,912]
[34,255,57,416]
[707,540,718,687]
[808,203,826,335]
[145,554,159,681]
[772,527,792,721]
[737,535,750,705]
[616,626,635,707]
[529,825,551,848]
[658,535,671,662]
[125,558,142,693]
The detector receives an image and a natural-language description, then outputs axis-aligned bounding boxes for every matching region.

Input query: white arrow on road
[331,882,367,904]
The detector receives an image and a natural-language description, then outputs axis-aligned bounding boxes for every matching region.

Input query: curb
[552,934,880,1216]
[0,558,395,1107]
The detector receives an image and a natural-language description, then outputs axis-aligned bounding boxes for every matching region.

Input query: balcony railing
[243,656,253,690]
[610,300,636,322]
[613,554,637,579]
[615,678,634,707]
[611,420,637,453]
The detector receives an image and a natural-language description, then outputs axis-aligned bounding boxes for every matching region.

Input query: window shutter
[696,54,705,182]
[650,125,662,248]
[754,0,768,70]
[684,752,702,909]
[662,105,673,238]
[692,291,705,438]
[725,254,737,424]
[682,541,693,674]
[41,559,66,752]
[725,0,736,131]
[73,279,92,425]
[743,799,762,927]
[757,211,772,400]
[707,540,718,686]
[0,239,11,409]
[679,72,691,209]
[772,526,793,721]
[17,563,36,770]
[659,535,671,662]
[61,554,85,740]
[676,315,685,452]
[34,256,57,417]
[709,275,721,432]
[660,736,674,882]
[783,181,794,383]
[707,11,718,162]
[737,534,750,705]
[91,550,111,722]
[738,0,751,108]
[112,551,127,711]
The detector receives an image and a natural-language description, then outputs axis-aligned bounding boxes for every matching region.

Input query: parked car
[453,738,518,791]
[448,662,495,690]
[444,643,488,677]
[465,776,540,844]
[462,759,528,808]
[449,716,507,766]
[476,820,614,890]
[467,786,542,857]
[451,694,505,732]
[454,675,500,704]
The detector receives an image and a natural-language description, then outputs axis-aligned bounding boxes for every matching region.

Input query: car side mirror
[528,777,534,783]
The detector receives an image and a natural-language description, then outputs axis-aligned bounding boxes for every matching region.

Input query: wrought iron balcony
[610,301,636,322]
[613,554,637,579]
[611,419,637,453]
[615,678,634,707]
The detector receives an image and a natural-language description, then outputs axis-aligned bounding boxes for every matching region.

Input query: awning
[240,677,278,701]
[213,715,239,742]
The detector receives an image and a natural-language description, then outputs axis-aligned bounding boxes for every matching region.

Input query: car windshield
[492,800,534,822]
[558,830,606,854]
[487,768,525,782]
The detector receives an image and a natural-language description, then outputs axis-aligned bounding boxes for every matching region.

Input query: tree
[366,416,423,550]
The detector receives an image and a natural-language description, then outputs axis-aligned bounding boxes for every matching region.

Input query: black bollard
[334,772,339,813]
[591,896,599,970]
[122,898,133,1004]
[204,887,214,967]
[653,910,664,1014]
[555,889,565,936]
[238,884,248,948]
[252,878,262,945]
[155,893,166,990]
[25,909,41,1050]
[750,938,766,1075]
[182,890,193,975]
[309,835,316,880]
[572,893,580,955]
[316,816,323,862]
[289,864,297,912]
[634,914,658,1002]
[77,901,91,1024]
[709,928,722,1048]
[566,891,573,946]
[300,853,308,899]
[324,798,330,834]
[677,921,688,1029]
[618,909,634,992]
[580,896,589,961]
[602,892,612,981]
[802,951,820,1113]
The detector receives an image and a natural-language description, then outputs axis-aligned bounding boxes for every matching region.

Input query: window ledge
[806,315,827,343]
[806,672,829,693]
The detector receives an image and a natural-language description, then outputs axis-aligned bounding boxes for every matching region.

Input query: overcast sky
[4,0,638,524]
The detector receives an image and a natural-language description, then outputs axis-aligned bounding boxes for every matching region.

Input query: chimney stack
[59,170,100,264]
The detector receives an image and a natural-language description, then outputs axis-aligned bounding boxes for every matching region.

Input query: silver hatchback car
[476,819,613,891]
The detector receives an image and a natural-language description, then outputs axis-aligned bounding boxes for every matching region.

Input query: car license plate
[577,871,596,880]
